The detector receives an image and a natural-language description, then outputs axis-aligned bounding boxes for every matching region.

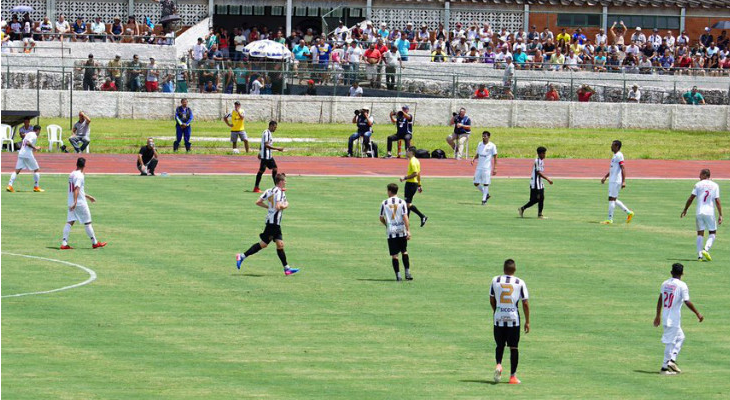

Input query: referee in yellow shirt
[224,101,249,153]
[399,146,428,227]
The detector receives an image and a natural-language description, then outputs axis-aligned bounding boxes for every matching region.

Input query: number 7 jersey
[490,275,529,327]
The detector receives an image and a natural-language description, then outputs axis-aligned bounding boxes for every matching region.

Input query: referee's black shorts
[387,236,408,256]
[494,325,520,348]
[259,223,283,244]
[404,181,419,203]
[259,158,277,171]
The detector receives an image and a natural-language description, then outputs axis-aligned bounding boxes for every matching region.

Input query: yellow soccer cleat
[600,219,613,225]
[33,186,45,192]
[701,250,712,262]
[6,185,14,192]
[626,211,635,224]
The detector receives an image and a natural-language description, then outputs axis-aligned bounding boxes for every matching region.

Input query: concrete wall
[3,89,729,132]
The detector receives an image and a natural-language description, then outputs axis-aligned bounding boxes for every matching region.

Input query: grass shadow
[356,278,396,282]
[459,379,498,385]
[666,258,700,262]
[229,273,266,277]
[633,370,659,375]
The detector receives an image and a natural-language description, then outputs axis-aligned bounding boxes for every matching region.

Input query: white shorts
[608,182,621,198]
[15,156,39,171]
[661,325,684,344]
[474,168,492,185]
[696,214,717,231]
[67,203,92,224]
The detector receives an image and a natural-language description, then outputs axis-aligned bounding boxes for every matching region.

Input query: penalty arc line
[1,252,97,298]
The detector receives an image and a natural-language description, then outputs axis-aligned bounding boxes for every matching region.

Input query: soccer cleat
[284,267,300,276]
[600,219,613,225]
[396,276,402,282]
[252,187,262,193]
[420,216,428,227]
[236,253,246,270]
[508,375,521,384]
[385,153,394,159]
[701,250,712,262]
[626,211,635,224]
[518,207,524,217]
[405,272,413,281]
[6,185,14,192]
[92,242,107,249]
[33,186,45,192]
[60,244,73,250]
[698,257,704,262]
[667,360,682,373]
[493,364,502,383]
[538,215,547,219]
[660,368,677,375]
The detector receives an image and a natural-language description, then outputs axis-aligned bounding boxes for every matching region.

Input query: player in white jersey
[237,173,299,276]
[379,183,412,281]
[653,263,703,375]
[600,140,634,224]
[252,121,284,193]
[518,146,553,219]
[681,169,722,261]
[6,124,44,193]
[490,259,530,384]
[471,131,498,205]
[61,158,107,249]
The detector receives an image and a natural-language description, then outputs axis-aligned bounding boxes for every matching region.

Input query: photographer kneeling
[347,107,374,157]
[137,138,159,176]
[386,105,413,158]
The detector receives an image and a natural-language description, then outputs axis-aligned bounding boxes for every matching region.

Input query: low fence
[3,89,729,132]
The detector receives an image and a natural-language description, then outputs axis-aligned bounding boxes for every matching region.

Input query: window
[228,5,241,16]
[557,14,601,28]
[253,6,265,16]
[349,8,362,18]
[242,6,253,16]
[295,7,306,17]
[307,7,319,17]
[608,15,680,30]
[215,5,228,15]
[271,6,284,16]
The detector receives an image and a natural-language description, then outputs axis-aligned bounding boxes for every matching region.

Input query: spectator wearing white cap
[627,85,641,103]
[700,27,713,48]
[377,23,389,40]
[631,27,646,46]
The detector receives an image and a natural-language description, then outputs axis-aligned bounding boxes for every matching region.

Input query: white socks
[84,224,98,245]
[62,223,72,246]
[482,185,490,202]
[33,172,40,187]
[697,235,704,257]
[663,343,673,368]
[705,234,716,252]
[615,200,630,213]
[8,172,17,186]
[608,201,616,220]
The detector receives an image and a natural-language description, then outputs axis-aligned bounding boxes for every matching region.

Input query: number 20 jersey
[490,275,529,327]
[660,278,689,328]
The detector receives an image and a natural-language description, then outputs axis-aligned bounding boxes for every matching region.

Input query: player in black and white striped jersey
[379,183,412,281]
[518,146,553,219]
[490,259,530,384]
[253,121,284,193]
[237,173,299,276]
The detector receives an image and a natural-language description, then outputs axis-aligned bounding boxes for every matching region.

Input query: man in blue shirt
[447,108,472,159]
[174,98,194,152]
[395,37,410,61]
[72,17,87,42]
[316,38,331,82]
[682,86,705,105]
[292,39,310,79]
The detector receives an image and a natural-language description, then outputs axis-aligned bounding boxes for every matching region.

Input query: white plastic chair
[47,124,64,152]
[1,124,14,152]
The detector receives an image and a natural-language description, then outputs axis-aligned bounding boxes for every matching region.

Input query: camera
[452,112,458,117]
[397,111,404,118]
[354,109,361,116]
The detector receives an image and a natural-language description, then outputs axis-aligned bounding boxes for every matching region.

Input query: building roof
[394,0,730,9]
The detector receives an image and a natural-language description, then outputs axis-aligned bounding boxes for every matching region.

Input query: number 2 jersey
[692,179,720,216]
[260,186,286,225]
[490,275,529,327]
[659,277,689,327]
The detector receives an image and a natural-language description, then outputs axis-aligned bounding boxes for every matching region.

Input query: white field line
[1,252,97,298]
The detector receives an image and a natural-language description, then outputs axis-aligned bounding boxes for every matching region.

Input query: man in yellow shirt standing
[224,101,249,153]
[399,146,428,227]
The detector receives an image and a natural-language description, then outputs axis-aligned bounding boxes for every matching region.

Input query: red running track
[2,154,729,179]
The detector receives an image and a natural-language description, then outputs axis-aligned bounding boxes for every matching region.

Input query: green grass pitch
[2,175,729,399]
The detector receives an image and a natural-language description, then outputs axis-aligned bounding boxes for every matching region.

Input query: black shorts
[404,182,419,204]
[494,325,520,348]
[529,188,544,201]
[259,158,277,171]
[259,223,282,244]
[387,236,408,256]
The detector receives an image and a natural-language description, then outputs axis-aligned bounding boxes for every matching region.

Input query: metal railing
[2,61,728,105]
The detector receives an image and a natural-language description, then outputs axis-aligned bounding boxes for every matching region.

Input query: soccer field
[2,175,729,399]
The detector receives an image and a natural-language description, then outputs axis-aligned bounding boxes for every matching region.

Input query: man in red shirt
[545,84,559,101]
[473,84,490,99]
[577,84,595,102]
[100,77,117,91]
[364,43,382,88]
